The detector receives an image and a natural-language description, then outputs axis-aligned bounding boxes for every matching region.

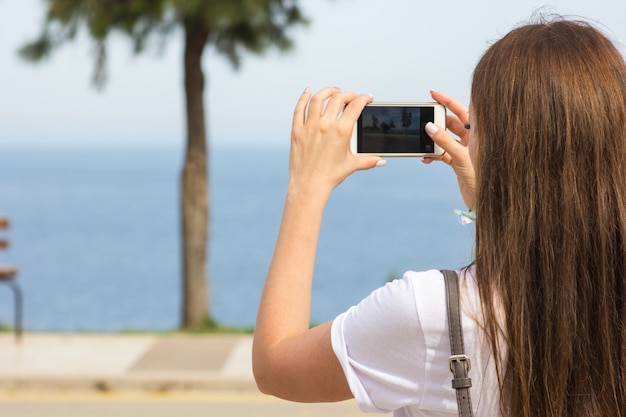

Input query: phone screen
[357,105,436,154]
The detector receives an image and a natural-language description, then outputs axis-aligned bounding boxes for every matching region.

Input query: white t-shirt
[331,267,502,416]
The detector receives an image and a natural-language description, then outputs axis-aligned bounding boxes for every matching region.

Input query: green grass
[182,317,254,334]
[0,318,255,335]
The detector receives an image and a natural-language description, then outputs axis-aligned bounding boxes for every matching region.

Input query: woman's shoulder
[402,266,480,329]
[401,266,478,300]
[401,266,476,286]
[334,266,479,336]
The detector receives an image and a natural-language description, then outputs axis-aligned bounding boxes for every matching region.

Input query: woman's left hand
[288,87,383,199]
[423,90,476,210]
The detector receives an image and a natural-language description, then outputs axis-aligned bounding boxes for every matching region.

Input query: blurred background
[1,0,625,332]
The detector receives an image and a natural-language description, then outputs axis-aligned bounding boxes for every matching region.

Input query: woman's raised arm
[252,87,381,402]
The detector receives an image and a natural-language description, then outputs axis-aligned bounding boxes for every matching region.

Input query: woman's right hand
[423,90,476,210]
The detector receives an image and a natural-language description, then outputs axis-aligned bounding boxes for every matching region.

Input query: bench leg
[2,281,22,342]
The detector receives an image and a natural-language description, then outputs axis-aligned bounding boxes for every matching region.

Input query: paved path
[0,333,362,417]
[0,333,367,415]
[0,333,255,392]
[0,391,364,417]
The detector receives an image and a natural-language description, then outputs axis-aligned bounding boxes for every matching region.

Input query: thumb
[354,156,386,172]
[425,122,476,208]
[425,122,466,160]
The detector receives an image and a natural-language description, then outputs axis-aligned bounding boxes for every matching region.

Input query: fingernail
[303,87,310,95]
[375,159,386,168]
[425,122,439,135]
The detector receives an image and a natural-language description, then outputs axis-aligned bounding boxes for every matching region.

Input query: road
[0,391,367,417]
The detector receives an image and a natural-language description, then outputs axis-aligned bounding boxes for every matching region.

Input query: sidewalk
[0,333,256,392]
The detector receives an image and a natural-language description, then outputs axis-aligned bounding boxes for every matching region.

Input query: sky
[2,0,626,148]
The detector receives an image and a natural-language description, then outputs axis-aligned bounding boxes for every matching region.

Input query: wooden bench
[0,216,23,341]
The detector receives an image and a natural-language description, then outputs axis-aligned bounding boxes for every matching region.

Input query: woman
[252,18,626,416]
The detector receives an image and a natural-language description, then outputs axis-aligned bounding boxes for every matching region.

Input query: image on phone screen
[357,105,435,154]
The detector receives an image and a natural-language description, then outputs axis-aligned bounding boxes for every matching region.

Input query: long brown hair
[471,18,626,416]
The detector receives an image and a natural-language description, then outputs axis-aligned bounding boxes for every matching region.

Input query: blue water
[0,145,474,331]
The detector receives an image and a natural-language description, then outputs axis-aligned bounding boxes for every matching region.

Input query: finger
[446,115,470,145]
[322,91,358,120]
[425,122,467,161]
[423,152,453,166]
[291,88,312,131]
[307,87,342,121]
[446,114,466,133]
[340,93,374,124]
[430,90,469,123]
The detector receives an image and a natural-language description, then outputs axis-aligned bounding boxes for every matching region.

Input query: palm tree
[20,0,307,328]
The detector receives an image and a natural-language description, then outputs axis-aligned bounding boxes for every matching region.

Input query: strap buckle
[448,354,471,374]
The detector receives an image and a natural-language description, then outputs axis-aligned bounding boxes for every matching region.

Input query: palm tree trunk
[181,17,210,328]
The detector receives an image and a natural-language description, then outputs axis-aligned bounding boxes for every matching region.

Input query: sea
[0,145,474,332]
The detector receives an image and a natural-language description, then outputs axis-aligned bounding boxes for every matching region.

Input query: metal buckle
[448,354,471,374]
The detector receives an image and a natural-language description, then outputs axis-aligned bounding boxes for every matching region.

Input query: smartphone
[350,102,446,156]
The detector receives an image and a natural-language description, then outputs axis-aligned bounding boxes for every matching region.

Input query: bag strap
[441,269,474,417]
